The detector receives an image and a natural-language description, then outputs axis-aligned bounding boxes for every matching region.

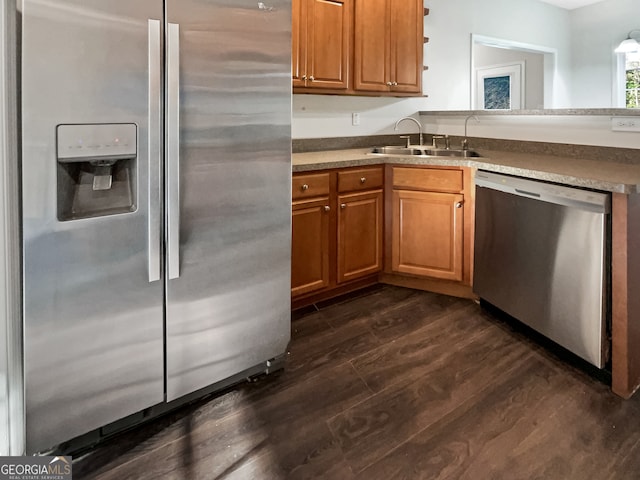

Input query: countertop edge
[292,149,638,194]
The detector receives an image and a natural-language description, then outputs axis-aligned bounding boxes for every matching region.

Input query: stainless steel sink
[427,148,482,158]
[371,146,482,158]
[371,146,424,155]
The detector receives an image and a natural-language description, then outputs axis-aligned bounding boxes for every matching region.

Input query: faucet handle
[432,134,451,149]
[399,135,411,148]
[431,135,445,148]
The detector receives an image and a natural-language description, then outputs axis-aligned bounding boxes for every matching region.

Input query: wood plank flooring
[74,285,640,479]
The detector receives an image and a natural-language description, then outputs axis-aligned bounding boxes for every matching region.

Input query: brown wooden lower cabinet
[291,197,331,297]
[391,189,464,281]
[382,165,475,298]
[338,189,383,283]
[292,164,474,305]
[291,167,383,306]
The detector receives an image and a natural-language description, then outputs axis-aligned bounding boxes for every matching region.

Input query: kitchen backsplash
[293,134,640,165]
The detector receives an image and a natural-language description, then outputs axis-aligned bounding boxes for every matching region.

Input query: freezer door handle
[167,22,180,280]
[148,19,162,283]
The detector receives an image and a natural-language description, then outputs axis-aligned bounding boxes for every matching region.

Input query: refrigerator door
[21,0,164,452]
[1,0,21,456]
[165,0,292,401]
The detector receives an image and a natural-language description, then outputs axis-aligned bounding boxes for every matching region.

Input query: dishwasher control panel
[475,171,610,213]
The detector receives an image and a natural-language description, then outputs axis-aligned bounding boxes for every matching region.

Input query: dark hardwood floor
[74,285,640,479]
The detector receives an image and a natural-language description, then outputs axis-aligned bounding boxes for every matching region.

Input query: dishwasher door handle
[514,188,541,198]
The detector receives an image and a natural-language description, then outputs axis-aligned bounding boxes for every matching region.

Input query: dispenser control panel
[57,123,137,160]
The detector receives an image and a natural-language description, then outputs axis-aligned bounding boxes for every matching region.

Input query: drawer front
[393,167,463,192]
[292,173,331,200]
[338,167,384,193]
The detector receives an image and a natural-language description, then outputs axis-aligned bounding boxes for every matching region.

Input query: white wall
[420,114,640,149]
[424,0,571,110]
[293,90,640,148]
[569,0,640,108]
[292,95,429,139]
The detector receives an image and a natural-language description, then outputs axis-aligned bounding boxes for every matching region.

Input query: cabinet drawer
[292,173,331,200]
[393,167,463,193]
[338,167,383,193]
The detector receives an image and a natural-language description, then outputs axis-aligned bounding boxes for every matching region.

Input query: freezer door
[21,0,164,452]
[165,0,292,401]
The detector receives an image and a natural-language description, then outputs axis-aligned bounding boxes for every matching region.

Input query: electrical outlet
[352,112,360,126]
[611,117,640,132]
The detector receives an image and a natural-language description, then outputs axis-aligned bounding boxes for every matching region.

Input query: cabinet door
[392,190,463,281]
[389,0,423,93]
[338,190,383,283]
[307,0,352,89]
[353,0,390,92]
[292,0,307,87]
[292,198,331,297]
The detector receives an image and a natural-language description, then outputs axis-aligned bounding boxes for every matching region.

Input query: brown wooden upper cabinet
[292,0,352,90]
[354,0,424,94]
[293,0,424,96]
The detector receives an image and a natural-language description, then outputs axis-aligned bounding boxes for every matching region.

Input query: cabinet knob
[301,75,307,81]
[309,76,315,81]
[392,82,398,86]
[360,177,366,184]
[301,184,309,191]
[455,202,463,208]
[386,81,393,86]
[324,205,330,212]
[340,203,346,209]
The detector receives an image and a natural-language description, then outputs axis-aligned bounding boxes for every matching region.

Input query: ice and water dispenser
[56,123,137,221]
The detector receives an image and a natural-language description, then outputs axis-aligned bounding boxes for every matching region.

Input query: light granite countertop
[292,147,640,194]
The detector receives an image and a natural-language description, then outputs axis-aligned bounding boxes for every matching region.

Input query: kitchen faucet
[462,114,479,150]
[394,116,423,146]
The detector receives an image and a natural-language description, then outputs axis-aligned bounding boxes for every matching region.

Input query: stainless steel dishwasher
[473,171,610,368]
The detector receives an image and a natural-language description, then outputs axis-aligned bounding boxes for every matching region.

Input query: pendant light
[615,30,640,54]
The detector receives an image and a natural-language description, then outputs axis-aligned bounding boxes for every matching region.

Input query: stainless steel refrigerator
[18,0,291,453]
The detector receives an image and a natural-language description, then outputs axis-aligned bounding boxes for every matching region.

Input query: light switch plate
[611,117,640,132]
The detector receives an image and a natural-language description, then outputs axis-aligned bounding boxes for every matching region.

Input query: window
[624,51,640,108]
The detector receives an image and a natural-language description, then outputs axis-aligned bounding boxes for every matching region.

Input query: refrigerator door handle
[148,19,162,283]
[167,23,180,280]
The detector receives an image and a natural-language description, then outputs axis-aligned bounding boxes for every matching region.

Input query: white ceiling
[537,0,605,9]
